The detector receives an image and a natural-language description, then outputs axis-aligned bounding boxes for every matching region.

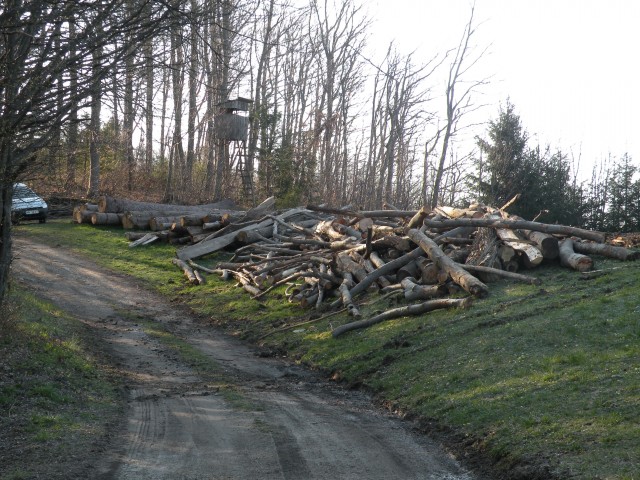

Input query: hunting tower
[215,97,254,203]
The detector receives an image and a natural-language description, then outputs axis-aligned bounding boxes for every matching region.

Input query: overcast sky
[369,0,640,176]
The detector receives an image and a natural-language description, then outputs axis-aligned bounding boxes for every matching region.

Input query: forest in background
[5,0,640,234]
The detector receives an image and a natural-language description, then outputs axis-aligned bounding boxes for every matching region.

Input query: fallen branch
[459,264,541,285]
[172,258,200,284]
[332,297,472,338]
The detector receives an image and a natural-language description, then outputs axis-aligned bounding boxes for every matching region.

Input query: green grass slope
[15,220,640,479]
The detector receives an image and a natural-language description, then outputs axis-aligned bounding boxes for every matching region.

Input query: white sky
[370,0,640,177]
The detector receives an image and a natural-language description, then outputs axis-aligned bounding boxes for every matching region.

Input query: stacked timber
[72,195,245,234]
[74,196,639,337]
[171,200,639,337]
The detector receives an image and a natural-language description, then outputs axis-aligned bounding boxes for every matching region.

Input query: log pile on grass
[74,195,640,337]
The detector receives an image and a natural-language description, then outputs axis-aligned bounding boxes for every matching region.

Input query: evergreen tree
[476,100,530,209]
[476,101,585,224]
[605,154,639,232]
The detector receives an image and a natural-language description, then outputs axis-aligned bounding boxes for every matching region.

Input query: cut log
[408,229,489,297]
[423,217,606,243]
[180,214,205,227]
[150,216,183,231]
[406,206,430,228]
[235,226,276,245]
[91,212,123,226]
[122,211,154,230]
[496,228,543,268]
[172,258,200,284]
[417,257,440,284]
[334,251,367,283]
[400,278,447,301]
[99,195,236,214]
[363,258,391,288]
[73,206,94,224]
[338,273,360,317]
[371,234,412,252]
[573,241,640,261]
[202,221,224,231]
[559,239,593,272]
[332,297,472,337]
[465,215,502,282]
[176,208,306,260]
[498,244,517,264]
[446,247,469,264]
[523,230,559,260]
[396,260,421,282]
[433,206,482,219]
[315,220,347,241]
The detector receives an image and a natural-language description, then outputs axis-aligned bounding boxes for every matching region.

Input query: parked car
[11,183,48,224]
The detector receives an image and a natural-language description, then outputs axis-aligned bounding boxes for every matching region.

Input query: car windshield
[13,185,36,199]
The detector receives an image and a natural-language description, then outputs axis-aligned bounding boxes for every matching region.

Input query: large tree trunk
[87,36,102,198]
[144,3,154,173]
[465,215,502,281]
[572,241,640,261]
[98,195,235,213]
[0,175,12,308]
[495,228,543,268]
[523,230,559,259]
[408,228,489,297]
[559,239,593,272]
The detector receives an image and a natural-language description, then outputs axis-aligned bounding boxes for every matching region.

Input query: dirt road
[12,236,480,480]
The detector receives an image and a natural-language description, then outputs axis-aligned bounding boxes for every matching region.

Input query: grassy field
[0,286,121,480]
[13,219,640,479]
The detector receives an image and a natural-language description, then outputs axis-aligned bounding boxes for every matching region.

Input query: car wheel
[39,218,46,224]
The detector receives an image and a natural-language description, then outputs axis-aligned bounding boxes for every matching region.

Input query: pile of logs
[166,200,639,337]
[73,195,640,337]
[73,195,248,246]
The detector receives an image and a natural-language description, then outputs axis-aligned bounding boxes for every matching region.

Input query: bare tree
[0,0,170,307]
[430,3,488,208]
[87,22,103,198]
[143,1,154,173]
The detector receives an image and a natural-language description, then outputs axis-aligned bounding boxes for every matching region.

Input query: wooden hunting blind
[215,96,252,141]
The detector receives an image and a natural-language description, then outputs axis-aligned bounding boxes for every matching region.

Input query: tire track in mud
[12,236,482,480]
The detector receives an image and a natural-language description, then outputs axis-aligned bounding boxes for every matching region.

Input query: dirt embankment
[11,236,484,480]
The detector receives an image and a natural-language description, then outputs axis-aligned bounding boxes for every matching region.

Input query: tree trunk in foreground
[559,239,593,272]
[408,228,489,297]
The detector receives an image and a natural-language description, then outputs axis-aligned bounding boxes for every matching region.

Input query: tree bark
[572,241,639,261]
[172,258,200,284]
[459,264,541,285]
[495,228,543,268]
[98,195,235,213]
[401,278,447,301]
[559,239,593,272]
[423,217,605,243]
[523,230,559,259]
[408,229,489,297]
[91,213,123,226]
